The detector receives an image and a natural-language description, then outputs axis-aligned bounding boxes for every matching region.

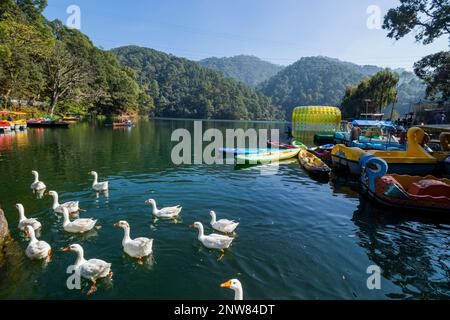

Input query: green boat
[291,140,307,149]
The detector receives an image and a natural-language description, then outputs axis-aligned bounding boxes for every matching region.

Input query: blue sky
[44,0,448,70]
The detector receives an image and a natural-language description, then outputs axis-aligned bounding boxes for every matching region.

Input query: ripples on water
[0,120,448,299]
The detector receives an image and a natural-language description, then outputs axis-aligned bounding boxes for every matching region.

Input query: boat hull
[298,149,331,175]
[27,122,69,128]
[236,148,300,164]
[331,153,438,175]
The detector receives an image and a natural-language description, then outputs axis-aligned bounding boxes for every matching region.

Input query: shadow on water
[352,197,450,299]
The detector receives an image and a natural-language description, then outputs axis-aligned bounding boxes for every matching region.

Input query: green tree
[383,0,449,102]
[341,70,399,118]
[44,43,90,115]
[414,51,450,101]
[383,0,449,45]
[0,14,52,107]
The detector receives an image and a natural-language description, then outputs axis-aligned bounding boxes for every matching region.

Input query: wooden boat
[27,120,69,128]
[331,127,438,175]
[235,148,300,164]
[298,148,331,175]
[113,120,133,127]
[360,155,450,213]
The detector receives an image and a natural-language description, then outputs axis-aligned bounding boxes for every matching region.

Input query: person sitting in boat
[350,125,362,143]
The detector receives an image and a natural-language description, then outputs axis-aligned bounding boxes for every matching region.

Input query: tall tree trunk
[49,95,58,116]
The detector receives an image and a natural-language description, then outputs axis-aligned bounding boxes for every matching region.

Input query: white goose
[210,211,239,234]
[24,225,51,262]
[221,279,243,300]
[47,190,80,214]
[89,171,109,192]
[61,207,98,233]
[114,220,153,264]
[191,222,234,260]
[16,203,41,231]
[63,243,112,295]
[30,170,46,191]
[145,198,182,219]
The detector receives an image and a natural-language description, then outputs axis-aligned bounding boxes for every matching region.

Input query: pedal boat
[360,155,450,213]
[331,127,438,175]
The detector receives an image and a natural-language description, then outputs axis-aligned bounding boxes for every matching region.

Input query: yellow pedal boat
[331,127,438,175]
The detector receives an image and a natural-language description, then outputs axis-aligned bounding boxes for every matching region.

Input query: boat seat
[407,179,450,197]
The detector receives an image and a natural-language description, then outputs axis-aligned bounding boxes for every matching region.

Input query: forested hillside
[199,55,284,88]
[258,56,426,117]
[113,46,283,120]
[0,0,151,116]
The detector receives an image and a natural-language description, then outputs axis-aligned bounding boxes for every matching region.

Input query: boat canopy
[351,120,396,127]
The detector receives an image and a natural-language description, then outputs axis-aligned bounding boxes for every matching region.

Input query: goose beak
[189,224,195,228]
[113,222,119,228]
[221,280,232,288]
[62,247,70,252]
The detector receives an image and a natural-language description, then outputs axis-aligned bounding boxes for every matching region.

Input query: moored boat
[0,121,12,134]
[266,141,296,149]
[331,127,438,175]
[113,119,133,127]
[220,147,278,156]
[309,144,334,165]
[27,119,70,128]
[291,140,307,149]
[298,148,331,175]
[235,148,300,164]
[360,155,450,214]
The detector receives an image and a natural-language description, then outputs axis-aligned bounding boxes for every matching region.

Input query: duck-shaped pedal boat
[331,127,438,175]
[360,155,450,214]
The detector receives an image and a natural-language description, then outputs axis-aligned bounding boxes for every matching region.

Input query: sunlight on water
[0,120,449,299]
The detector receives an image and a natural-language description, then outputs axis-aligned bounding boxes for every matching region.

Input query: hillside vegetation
[113,46,283,120]
[199,55,284,88]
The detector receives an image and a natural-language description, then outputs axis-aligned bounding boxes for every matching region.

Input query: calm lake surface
[0,119,449,300]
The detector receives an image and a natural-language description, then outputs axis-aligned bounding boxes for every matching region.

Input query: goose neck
[51,193,60,209]
[18,206,26,221]
[234,286,243,300]
[122,226,131,245]
[196,224,205,240]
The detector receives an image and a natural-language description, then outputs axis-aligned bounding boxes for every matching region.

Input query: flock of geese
[16,170,244,299]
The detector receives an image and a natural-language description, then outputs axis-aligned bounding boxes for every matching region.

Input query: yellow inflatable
[292,106,341,137]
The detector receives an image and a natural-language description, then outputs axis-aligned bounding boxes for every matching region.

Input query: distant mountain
[199,55,284,88]
[112,46,283,120]
[257,56,426,117]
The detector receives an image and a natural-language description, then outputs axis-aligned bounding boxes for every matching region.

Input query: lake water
[0,119,449,299]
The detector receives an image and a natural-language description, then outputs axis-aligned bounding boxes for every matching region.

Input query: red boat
[267,141,296,149]
[360,155,450,214]
[309,144,334,165]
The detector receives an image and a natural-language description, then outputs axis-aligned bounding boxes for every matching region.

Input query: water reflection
[352,197,450,299]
